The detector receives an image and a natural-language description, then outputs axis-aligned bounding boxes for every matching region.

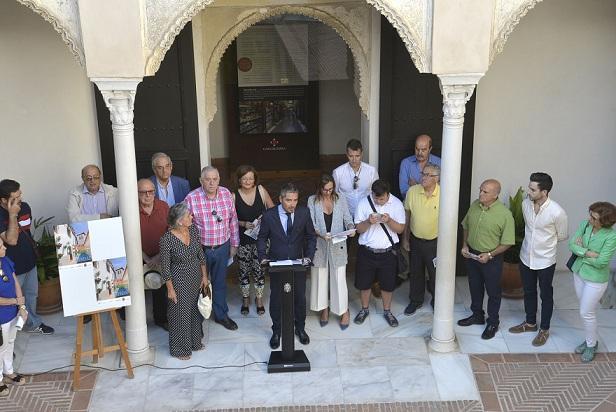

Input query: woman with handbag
[568,201,616,362]
[160,202,209,360]
[308,174,355,329]
[233,165,274,316]
[0,238,28,396]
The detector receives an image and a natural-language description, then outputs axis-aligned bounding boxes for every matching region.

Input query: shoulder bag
[566,221,589,272]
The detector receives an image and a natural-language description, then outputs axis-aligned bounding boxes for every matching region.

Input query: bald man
[67,164,119,223]
[457,179,515,340]
[399,134,441,198]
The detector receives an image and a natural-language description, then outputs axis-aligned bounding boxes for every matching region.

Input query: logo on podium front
[283,283,291,293]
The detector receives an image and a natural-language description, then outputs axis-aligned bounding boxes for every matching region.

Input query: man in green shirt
[458,179,515,339]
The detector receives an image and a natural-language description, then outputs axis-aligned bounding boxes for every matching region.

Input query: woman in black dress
[160,202,209,359]
[233,165,274,315]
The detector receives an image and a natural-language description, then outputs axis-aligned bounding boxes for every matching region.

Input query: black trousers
[269,271,306,334]
[152,284,168,325]
[409,234,437,305]
[466,248,503,326]
[519,262,556,330]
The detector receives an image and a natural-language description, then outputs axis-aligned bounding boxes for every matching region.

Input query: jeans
[520,262,555,330]
[203,241,231,321]
[466,249,503,327]
[573,273,608,347]
[17,266,42,329]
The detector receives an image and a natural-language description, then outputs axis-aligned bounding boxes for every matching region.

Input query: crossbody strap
[366,195,396,248]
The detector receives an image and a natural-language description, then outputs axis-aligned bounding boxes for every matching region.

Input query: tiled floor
[12,271,616,411]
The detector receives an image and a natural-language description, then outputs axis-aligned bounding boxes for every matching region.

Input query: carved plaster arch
[204,6,370,123]
[16,0,85,66]
[490,0,544,65]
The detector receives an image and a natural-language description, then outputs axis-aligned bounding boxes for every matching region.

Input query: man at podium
[257,183,316,349]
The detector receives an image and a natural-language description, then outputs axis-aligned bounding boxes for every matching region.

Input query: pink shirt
[185,186,239,248]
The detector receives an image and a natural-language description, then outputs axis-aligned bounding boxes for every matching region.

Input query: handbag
[366,196,409,274]
[566,221,589,272]
[197,283,213,319]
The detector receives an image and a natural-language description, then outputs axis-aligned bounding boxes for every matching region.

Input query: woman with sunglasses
[568,202,616,362]
[308,174,355,329]
[0,238,28,396]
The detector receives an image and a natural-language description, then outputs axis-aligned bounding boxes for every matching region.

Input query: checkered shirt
[185,186,240,248]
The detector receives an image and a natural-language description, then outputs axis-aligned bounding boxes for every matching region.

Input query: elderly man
[138,179,170,331]
[185,166,239,331]
[149,152,190,207]
[458,179,515,340]
[0,179,54,334]
[399,134,441,199]
[353,179,406,328]
[67,164,119,223]
[402,163,440,315]
[509,172,568,346]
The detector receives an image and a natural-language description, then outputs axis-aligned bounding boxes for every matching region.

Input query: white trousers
[310,265,348,315]
[574,273,608,347]
[0,316,18,380]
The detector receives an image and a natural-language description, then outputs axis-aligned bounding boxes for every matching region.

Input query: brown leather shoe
[508,321,538,334]
[371,282,382,298]
[532,329,549,346]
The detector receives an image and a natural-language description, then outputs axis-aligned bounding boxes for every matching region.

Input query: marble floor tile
[597,327,616,352]
[89,369,150,412]
[340,366,393,403]
[243,370,294,407]
[302,339,337,368]
[456,325,509,354]
[336,337,429,367]
[292,368,344,405]
[207,316,272,343]
[151,342,245,375]
[388,364,440,402]
[430,352,479,401]
[144,373,195,411]
[369,310,433,338]
[243,342,272,371]
[502,330,561,353]
[305,315,374,340]
[193,370,245,409]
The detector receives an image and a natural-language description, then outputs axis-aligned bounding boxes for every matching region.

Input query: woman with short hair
[569,201,616,362]
[160,202,209,360]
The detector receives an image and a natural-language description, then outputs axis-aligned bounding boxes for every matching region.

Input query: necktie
[285,212,293,236]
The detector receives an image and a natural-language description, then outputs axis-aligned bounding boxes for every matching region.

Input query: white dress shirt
[333,161,378,218]
[520,197,568,270]
[354,193,405,249]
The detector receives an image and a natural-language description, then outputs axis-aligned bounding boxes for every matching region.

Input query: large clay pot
[37,277,63,314]
[501,261,524,299]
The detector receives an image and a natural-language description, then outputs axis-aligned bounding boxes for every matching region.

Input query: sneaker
[404,302,422,316]
[26,323,54,335]
[384,311,399,327]
[532,329,550,346]
[574,341,588,354]
[508,321,538,334]
[481,324,498,340]
[354,308,369,324]
[581,342,598,362]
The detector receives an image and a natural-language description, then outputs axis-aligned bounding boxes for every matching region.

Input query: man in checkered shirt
[185,166,240,330]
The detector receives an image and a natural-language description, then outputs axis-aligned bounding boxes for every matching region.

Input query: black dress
[159,225,206,357]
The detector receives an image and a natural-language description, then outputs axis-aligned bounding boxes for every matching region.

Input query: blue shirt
[399,154,441,198]
[156,179,176,207]
[81,184,108,215]
[0,257,18,324]
[278,204,294,234]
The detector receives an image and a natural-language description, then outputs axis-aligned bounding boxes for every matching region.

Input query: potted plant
[33,216,63,314]
[501,187,525,299]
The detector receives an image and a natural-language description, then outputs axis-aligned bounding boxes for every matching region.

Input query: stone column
[367,7,381,168]
[93,78,151,361]
[430,74,482,353]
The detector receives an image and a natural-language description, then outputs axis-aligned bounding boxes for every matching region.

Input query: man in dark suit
[149,152,191,207]
[257,183,316,349]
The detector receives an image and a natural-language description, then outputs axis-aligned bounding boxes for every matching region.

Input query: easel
[72,308,134,390]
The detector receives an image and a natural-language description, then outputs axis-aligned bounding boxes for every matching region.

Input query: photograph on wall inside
[54,222,92,267]
[93,257,129,301]
[238,86,308,134]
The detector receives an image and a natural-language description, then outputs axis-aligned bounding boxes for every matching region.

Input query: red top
[140,199,169,257]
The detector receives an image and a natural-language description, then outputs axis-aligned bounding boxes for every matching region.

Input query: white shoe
[144,271,163,290]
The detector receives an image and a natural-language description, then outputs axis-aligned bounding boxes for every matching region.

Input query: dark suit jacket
[149,175,190,204]
[257,205,316,262]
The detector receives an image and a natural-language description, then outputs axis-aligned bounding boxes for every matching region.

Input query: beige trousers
[310,265,348,315]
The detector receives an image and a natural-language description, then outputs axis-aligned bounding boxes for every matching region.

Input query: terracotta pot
[501,261,524,299]
[37,277,63,314]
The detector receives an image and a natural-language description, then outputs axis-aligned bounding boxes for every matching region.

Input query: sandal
[3,374,25,386]
[255,297,265,316]
[241,297,250,316]
[0,384,9,397]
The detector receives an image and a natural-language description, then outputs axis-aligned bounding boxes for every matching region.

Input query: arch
[16,0,85,66]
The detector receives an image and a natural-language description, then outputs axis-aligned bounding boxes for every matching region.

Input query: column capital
[92,78,142,126]
[438,74,483,123]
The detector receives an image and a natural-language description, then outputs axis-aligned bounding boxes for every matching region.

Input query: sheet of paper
[244,219,261,240]
[433,257,437,268]
[332,229,356,237]
[467,252,481,261]
[269,259,303,266]
[332,236,347,244]
[89,217,126,261]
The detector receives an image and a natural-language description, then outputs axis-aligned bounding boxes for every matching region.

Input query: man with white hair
[149,152,190,207]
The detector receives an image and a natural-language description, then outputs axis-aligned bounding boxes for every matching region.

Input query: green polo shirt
[461,199,515,252]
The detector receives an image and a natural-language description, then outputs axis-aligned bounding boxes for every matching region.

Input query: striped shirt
[185,186,240,248]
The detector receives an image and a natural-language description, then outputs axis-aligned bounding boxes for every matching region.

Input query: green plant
[504,187,525,264]
[32,216,59,283]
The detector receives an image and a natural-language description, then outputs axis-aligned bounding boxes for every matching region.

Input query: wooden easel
[72,308,134,390]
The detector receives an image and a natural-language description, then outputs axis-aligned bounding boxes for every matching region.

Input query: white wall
[0,1,100,228]
[473,0,616,267]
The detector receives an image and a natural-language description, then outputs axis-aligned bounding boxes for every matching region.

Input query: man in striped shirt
[185,166,240,330]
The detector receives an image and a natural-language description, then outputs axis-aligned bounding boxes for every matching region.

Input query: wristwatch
[18,304,27,311]
[488,251,494,260]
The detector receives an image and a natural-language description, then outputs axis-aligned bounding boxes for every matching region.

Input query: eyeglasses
[322,187,334,193]
[138,190,155,196]
[84,175,101,182]
[353,175,359,190]
[421,172,439,178]
[589,212,600,221]
[212,210,223,223]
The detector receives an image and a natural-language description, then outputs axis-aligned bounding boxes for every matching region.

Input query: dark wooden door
[379,16,476,274]
[95,22,201,188]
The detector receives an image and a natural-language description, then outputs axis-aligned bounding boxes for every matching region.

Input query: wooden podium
[267,263,311,373]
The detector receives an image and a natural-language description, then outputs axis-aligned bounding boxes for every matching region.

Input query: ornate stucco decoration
[203,4,371,123]
[490,0,544,65]
[16,0,85,66]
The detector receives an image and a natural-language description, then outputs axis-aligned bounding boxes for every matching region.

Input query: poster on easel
[54,217,131,316]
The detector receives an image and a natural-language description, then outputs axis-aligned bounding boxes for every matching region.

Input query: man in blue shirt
[149,152,190,207]
[399,134,441,198]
